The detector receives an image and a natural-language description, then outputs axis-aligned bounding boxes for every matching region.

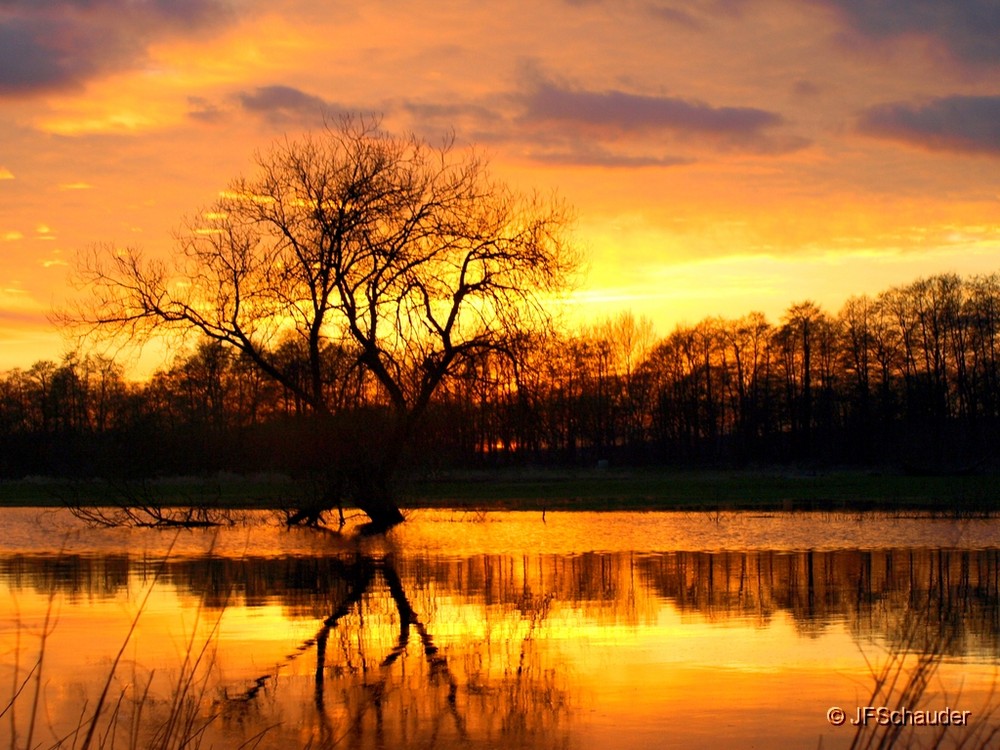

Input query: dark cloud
[400,90,720,165]
[518,77,805,153]
[561,0,750,21]
[647,6,705,30]
[184,85,342,127]
[0,16,136,94]
[403,101,500,123]
[792,80,822,98]
[140,0,235,30]
[401,100,509,144]
[236,85,335,124]
[0,0,234,32]
[401,67,807,165]
[187,96,225,124]
[858,95,1000,156]
[810,0,1000,65]
[527,146,693,168]
[523,79,781,134]
[0,0,239,97]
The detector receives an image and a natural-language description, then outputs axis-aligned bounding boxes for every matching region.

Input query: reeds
[846,606,1000,750]
[0,540,257,750]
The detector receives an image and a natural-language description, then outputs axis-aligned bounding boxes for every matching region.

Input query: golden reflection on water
[1,510,999,749]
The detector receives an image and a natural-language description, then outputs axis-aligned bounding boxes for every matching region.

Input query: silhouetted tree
[720,312,773,463]
[68,116,578,530]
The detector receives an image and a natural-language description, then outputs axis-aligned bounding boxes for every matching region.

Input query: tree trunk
[351,457,405,533]
[356,495,405,533]
[282,410,406,532]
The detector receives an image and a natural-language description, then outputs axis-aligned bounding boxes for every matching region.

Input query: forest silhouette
[4,271,1000,485]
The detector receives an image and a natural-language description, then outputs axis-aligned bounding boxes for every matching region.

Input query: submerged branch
[62,477,245,528]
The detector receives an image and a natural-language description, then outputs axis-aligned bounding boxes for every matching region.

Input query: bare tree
[67,116,579,531]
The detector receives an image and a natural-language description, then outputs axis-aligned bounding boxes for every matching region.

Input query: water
[2,508,999,749]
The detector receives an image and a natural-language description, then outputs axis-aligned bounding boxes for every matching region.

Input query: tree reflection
[216,554,569,749]
[4,546,1000,747]
[5,548,1000,655]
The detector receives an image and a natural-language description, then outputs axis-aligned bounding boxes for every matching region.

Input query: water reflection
[5,549,1000,657]
[1,515,999,749]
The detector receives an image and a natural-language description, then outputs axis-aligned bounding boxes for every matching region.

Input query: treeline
[3,271,1000,479]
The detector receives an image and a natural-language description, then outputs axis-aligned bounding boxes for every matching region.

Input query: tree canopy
[70,116,579,529]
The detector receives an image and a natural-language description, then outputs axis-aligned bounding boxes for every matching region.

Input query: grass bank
[0,468,997,515]
[405,467,1000,514]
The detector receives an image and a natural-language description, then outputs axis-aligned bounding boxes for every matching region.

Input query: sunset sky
[1,0,998,372]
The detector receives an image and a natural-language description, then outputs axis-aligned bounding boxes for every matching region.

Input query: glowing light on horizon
[0,0,998,371]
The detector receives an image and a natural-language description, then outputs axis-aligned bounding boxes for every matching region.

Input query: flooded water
[2,508,999,749]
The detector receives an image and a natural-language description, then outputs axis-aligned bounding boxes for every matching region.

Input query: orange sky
[1,0,998,372]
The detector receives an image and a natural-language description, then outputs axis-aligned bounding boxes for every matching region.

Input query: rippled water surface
[2,508,999,749]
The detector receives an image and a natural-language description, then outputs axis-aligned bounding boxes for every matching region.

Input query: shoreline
[0,467,997,516]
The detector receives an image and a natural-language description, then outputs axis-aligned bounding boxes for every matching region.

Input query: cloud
[810,0,1000,65]
[0,167,14,180]
[236,85,334,123]
[523,79,781,134]
[858,95,1000,156]
[394,71,807,166]
[0,308,55,330]
[517,75,805,154]
[237,85,329,113]
[526,144,693,168]
[0,16,130,95]
[647,5,705,30]
[0,1,241,97]
[403,101,502,126]
[560,0,749,23]
[792,80,822,98]
[400,100,513,146]
[187,95,226,123]
[185,85,340,126]
[401,91,715,166]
